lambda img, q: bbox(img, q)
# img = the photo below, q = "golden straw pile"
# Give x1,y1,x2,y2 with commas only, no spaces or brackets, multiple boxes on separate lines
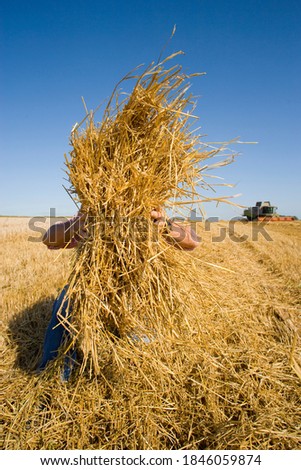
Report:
61,53,223,376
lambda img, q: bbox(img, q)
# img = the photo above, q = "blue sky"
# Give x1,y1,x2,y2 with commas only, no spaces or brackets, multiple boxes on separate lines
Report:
1,0,300,219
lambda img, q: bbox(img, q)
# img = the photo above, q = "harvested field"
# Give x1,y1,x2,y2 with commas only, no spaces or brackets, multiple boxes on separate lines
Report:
1,217,300,450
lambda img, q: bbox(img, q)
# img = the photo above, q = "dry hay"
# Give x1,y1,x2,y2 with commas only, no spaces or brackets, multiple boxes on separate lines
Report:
62,53,229,376
1,55,301,450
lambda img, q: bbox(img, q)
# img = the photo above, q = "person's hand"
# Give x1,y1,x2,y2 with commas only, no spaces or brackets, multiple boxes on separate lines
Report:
150,207,169,231
150,207,199,250
74,211,88,241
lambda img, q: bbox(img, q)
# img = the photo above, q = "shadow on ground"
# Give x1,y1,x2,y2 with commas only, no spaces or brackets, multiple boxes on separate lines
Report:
7,296,55,373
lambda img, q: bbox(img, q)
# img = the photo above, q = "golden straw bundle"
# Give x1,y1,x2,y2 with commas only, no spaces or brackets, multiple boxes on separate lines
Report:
61,53,223,375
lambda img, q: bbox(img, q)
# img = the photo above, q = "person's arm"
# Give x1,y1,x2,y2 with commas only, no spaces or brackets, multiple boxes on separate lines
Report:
150,209,200,251
42,213,86,249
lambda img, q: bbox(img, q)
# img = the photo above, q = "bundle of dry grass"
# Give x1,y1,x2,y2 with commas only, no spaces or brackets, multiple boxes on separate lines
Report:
61,53,228,376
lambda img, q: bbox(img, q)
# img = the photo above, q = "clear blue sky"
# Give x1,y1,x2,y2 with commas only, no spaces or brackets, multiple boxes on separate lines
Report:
1,0,300,219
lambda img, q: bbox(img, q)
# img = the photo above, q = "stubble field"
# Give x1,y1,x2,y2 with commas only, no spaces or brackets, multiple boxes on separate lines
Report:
1,217,300,450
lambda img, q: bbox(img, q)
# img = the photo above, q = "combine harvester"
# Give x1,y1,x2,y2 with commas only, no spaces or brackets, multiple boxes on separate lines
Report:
243,201,297,222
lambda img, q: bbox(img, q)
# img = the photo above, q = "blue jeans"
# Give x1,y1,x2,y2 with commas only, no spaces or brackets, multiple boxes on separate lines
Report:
38,285,76,380
38,287,154,380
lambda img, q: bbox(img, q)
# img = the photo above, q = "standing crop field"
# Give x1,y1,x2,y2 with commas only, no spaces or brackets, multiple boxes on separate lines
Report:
1,217,300,449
